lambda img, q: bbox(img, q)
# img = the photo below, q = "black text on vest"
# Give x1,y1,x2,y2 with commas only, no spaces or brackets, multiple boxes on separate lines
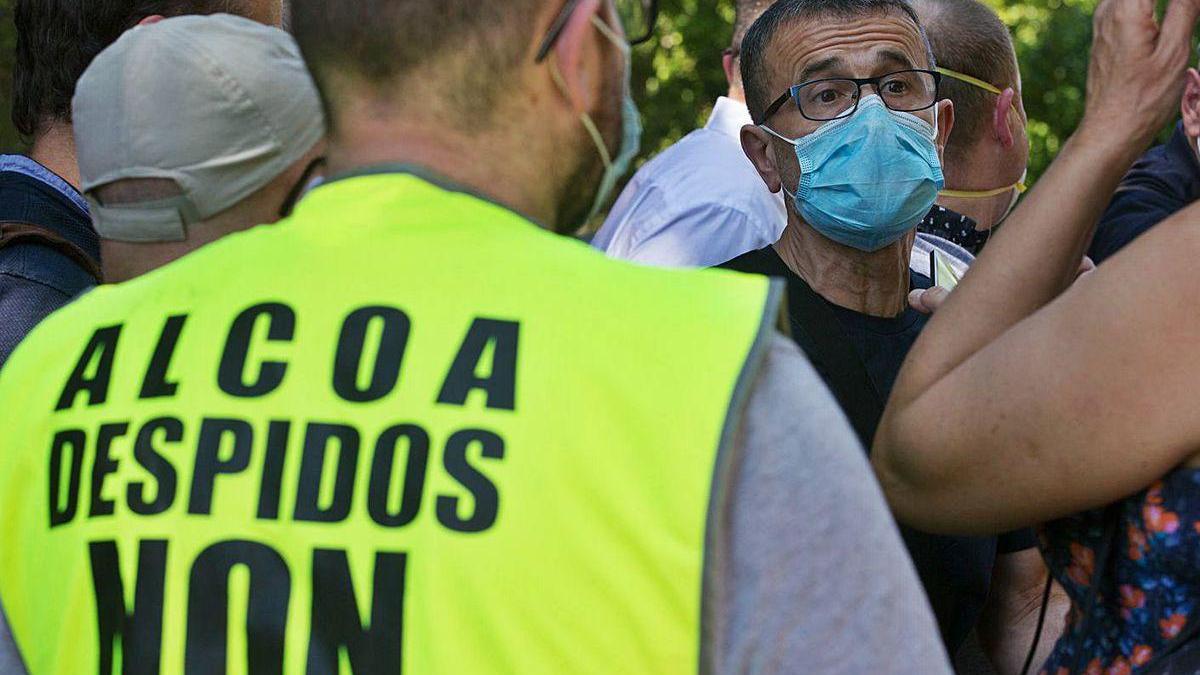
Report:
90,539,407,673
56,306,520,410
46,304,519,672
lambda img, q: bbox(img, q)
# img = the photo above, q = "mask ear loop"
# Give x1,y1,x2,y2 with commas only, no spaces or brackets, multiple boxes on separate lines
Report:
941,185,1021,199
931,100,940,143
589,13,626,49
757,124,801,201
548,53,614,173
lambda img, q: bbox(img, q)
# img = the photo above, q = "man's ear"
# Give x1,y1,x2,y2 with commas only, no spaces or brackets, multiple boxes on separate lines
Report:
1181,69,1200,141
722,50,738,89
993,88,1017,148
935,99,955,157
741,125,784,194
550,0,603,113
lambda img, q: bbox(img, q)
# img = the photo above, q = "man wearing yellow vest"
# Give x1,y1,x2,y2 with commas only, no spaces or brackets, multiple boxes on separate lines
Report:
0,2,949,673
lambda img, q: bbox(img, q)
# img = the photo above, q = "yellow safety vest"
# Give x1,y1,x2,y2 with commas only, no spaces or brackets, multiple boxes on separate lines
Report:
0,171,777,674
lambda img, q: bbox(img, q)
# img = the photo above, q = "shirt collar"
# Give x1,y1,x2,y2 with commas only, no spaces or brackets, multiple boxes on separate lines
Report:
0,155,100,267
1168,123,1200,174
704,97,753,141
0,154,90,216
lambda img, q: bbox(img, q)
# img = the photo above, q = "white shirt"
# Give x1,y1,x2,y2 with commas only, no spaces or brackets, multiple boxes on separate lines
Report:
911,233,974,280
593,97,787,267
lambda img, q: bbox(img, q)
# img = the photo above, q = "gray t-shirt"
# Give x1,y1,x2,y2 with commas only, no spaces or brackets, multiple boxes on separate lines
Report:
0,334,947,674
709,333,950,673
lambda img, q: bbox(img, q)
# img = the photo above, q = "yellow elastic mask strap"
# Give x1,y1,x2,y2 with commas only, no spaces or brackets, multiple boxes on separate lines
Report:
937,67,1002,95
940,182,1027,199
936,67,1022,119
548,58,613,172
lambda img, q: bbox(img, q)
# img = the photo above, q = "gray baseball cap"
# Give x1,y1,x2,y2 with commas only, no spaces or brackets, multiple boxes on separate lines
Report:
73,13,325,242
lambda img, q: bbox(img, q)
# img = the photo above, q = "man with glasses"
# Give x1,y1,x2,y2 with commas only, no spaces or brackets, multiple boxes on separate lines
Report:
0,0,950,672
0,0,286,370
724,0,1049,669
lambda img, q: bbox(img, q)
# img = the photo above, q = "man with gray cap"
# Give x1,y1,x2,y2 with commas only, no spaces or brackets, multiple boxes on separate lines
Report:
0,0,285,368
0,17,323,672
73,13,325,283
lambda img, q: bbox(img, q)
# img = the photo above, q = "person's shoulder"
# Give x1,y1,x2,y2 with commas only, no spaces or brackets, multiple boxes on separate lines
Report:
7,221,281,352
546,232,780,316
717,246,787,276
1119,130,1197,201
566,230,775,286
630,128,765,197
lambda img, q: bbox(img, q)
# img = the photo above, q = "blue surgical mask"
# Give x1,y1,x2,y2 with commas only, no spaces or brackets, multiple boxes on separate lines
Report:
762,96,944,252
579,16,643,224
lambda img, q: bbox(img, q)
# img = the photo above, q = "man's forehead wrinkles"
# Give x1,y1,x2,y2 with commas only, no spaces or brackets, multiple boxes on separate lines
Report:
767,17,926,91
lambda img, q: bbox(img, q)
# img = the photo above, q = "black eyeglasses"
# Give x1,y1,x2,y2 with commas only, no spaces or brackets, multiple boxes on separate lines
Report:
762,69,942,123
536,0,659,62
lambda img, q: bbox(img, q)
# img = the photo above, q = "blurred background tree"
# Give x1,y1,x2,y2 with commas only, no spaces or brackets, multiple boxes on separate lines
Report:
0,0,1150,190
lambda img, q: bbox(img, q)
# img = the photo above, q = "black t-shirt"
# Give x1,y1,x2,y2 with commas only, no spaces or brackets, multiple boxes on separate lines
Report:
722,245,1036,656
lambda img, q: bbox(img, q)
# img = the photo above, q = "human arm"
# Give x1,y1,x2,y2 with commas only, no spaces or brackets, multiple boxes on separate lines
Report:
708,334,951,674
907,256,1094,314
871,0,1200,535
976,549,1068,675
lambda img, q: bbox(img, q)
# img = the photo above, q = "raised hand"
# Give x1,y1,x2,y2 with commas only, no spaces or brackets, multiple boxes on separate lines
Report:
1083,0,1200,149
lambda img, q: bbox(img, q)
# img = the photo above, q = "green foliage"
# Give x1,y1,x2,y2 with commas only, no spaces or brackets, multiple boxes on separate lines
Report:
0,0,1141,187
632,0,738,161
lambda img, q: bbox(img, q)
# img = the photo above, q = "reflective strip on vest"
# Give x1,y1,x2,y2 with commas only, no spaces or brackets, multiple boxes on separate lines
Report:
0,172,775,674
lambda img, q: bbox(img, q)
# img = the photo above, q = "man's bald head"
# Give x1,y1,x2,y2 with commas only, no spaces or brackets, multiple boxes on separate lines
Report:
913,0,1019,162
292,0,545,133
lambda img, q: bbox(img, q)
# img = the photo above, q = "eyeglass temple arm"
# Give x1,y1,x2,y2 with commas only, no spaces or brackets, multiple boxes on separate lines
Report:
760,91,794,124
536,0,584,62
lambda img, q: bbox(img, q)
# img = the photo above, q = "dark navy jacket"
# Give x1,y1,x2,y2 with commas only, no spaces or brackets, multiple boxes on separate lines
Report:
1089,123,1200,264
0,155,99,367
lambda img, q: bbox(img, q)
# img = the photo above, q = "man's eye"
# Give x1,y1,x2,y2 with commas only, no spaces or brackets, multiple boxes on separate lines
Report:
810,88,844,104
884,81,910,95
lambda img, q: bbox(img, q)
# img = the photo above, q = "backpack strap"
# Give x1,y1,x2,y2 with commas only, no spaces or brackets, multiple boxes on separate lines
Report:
0,221,102,283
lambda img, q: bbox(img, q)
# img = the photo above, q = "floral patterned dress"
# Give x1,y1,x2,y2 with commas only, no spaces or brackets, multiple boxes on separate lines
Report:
1039,468,1200,674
